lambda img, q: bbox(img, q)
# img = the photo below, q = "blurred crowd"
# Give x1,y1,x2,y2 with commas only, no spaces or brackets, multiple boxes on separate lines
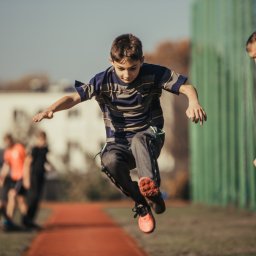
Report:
0,131,53,231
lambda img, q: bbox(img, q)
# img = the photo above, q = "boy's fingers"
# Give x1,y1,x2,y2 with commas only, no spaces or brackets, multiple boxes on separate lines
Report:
195,109,200,121
32,115,40,122
187,107,207,125
33,112,48,122
189,113,195,122
199,109,203,119
199,110,204,124
47,111,53,119
204,112,207,121
35,111,54,122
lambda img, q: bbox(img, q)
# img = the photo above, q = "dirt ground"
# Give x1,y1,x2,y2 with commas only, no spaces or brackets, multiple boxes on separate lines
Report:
1,201,255,256
106,201,256,256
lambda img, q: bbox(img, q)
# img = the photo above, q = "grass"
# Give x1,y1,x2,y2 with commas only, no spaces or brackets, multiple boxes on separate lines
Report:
0,207,51,256
105,202,256,256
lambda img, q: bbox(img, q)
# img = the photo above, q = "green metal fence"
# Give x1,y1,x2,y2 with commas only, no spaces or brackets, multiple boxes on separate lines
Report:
190,0,256,210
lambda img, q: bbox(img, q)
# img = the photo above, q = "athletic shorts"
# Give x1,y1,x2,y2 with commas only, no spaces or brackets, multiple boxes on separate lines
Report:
0,176,26,202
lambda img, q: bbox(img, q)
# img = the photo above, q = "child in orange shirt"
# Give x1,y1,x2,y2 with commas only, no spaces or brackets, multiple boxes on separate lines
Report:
0,134,27,230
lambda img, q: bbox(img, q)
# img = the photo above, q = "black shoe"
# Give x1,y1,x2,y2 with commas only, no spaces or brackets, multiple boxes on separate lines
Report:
146,193,166,214
138,177,166,214
2,219,23,232
23,220,43,231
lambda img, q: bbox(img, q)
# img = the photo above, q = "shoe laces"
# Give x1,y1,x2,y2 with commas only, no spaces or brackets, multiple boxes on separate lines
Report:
132,204,149,218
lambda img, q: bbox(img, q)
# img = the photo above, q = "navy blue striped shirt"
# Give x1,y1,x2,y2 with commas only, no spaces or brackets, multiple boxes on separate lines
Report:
75,63,187,142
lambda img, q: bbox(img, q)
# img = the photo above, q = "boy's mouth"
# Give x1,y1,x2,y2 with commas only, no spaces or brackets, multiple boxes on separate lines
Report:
122,78,133,83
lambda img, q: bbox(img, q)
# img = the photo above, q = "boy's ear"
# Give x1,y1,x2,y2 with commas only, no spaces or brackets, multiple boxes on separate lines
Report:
140,56,145,65
109,58,114,65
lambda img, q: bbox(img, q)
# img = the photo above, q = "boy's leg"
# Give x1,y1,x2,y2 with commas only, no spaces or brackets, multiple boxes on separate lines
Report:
130,126,165,184
101,142,147,205
101,142,155,233
131,126,166,214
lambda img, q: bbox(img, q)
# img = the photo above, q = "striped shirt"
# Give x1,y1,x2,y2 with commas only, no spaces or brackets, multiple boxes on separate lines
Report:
75,63,187,142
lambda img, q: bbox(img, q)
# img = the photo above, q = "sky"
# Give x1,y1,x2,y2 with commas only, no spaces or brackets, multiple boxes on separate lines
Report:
0,0,193,83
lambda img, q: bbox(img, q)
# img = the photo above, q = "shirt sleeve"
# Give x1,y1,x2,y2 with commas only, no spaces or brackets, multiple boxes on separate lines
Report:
74,80,96,102
74,70,105,102
159,67,187,95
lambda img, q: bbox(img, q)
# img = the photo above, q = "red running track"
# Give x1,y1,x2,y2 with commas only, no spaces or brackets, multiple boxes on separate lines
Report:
24,203,147,256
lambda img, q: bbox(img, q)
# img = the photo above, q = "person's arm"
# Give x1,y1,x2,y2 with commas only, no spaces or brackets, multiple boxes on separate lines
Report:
0,163,9,187
23,155,32,189
33,92,81,122
179,84,207,125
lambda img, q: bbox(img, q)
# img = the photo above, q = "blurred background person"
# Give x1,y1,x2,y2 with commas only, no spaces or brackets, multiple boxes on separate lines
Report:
246,31,256,63
22,130,51,229
245,31,256,168
0,133,27,231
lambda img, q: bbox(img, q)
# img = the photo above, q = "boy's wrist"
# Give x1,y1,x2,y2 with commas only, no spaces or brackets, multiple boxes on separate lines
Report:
46,107,55,113
188,99,199,106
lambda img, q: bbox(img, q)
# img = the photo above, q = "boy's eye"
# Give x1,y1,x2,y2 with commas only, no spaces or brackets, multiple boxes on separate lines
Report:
117,66,137,71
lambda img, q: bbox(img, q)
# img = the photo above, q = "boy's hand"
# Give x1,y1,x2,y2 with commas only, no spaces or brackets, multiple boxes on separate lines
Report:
33,110,54,122
186,101,207,125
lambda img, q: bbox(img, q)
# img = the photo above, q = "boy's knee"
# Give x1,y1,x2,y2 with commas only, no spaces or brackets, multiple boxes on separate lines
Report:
101,151,119,172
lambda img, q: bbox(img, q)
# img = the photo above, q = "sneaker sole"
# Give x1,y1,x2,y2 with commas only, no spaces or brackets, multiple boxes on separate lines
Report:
138,177,166,214
138,177,160,197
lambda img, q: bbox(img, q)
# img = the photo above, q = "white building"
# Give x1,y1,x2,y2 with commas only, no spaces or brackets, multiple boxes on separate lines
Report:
0,92,105,173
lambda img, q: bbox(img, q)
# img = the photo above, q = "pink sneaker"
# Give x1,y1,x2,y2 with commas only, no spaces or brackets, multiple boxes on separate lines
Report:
132,204,155,233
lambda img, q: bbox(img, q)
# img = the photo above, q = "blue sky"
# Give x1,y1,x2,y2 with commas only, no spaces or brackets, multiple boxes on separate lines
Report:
0,0,193,83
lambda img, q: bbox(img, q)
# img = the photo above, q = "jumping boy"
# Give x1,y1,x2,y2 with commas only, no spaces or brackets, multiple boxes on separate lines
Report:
33,34,207,233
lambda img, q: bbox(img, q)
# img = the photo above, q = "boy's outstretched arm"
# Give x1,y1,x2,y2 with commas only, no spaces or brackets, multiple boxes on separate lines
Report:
33,92,81,122
179,84,207,125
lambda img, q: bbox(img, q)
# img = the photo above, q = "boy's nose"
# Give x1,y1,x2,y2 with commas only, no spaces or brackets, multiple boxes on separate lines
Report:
123,70,130,79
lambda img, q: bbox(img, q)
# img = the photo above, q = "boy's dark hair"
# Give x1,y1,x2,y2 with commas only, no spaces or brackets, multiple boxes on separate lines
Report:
246,31,256,51
110,34,143,62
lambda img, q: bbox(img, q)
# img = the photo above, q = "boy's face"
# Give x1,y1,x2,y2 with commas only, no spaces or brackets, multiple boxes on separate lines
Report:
111,57,144,84
247,42,256,64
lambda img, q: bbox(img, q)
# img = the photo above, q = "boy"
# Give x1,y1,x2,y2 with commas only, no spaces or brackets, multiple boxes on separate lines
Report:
246,31,256,63
33,34,207,233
